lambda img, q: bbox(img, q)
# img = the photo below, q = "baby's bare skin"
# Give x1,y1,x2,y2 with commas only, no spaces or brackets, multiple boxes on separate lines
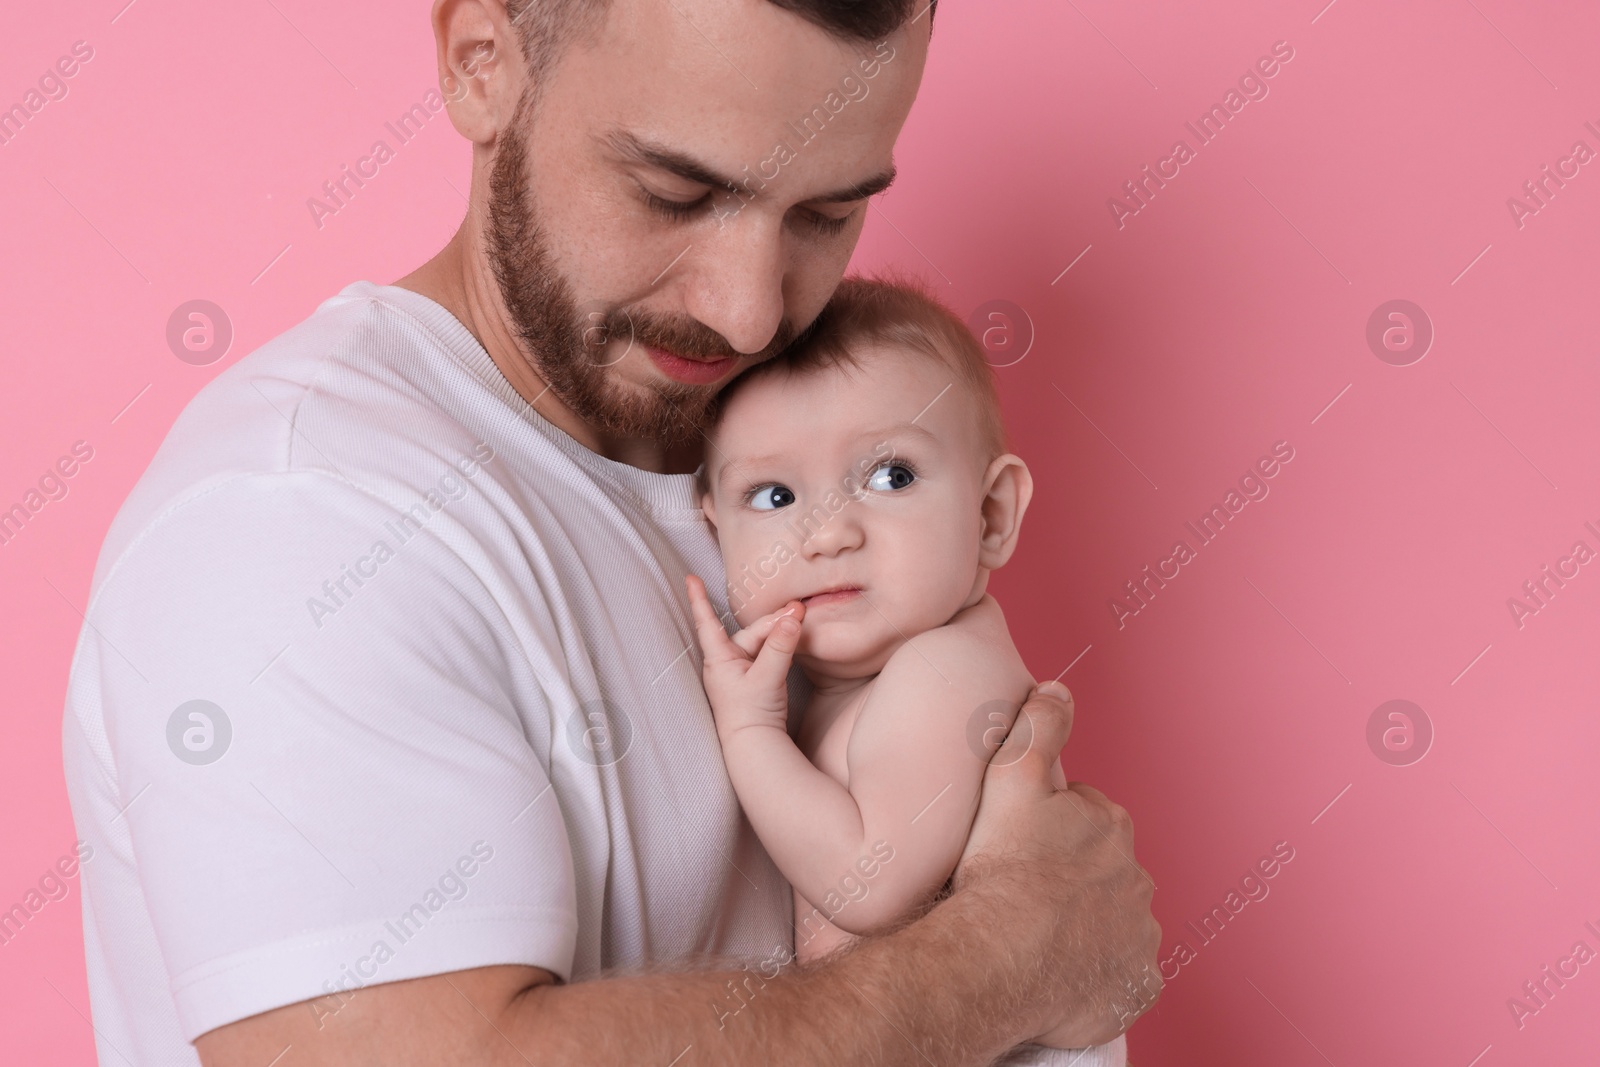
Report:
692,339,1124,1053
789,595,1031,963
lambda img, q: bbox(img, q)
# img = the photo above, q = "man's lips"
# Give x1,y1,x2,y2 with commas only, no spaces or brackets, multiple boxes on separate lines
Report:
644,344,738,385
800,586,862,607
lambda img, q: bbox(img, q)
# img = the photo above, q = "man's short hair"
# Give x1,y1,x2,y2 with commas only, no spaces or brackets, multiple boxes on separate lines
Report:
507,0,938,95
710,268,1010,472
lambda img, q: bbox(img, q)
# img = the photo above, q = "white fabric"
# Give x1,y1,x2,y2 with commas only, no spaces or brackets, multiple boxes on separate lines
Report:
62,280,793,1064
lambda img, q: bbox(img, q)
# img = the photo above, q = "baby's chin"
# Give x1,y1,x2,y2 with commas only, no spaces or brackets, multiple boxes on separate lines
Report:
794,622,903,682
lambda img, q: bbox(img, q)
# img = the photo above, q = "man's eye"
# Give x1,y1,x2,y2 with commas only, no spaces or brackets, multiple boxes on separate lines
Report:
866,463,916,492
808,209,853,235
642,188,711,221
748,485,796,510
794,204,856,236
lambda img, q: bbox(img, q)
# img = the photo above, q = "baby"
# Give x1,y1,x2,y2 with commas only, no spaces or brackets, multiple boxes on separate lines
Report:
685,274,1129,1066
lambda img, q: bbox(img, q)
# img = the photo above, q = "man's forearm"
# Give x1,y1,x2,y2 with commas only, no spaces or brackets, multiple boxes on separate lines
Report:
199,687,1148,1066
511,872,1040,1067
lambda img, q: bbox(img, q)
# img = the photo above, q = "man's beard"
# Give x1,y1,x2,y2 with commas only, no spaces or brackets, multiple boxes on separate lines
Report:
485,93,797,448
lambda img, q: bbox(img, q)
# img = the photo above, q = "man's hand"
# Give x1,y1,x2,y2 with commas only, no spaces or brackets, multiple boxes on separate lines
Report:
685,574,804,738
953,681,1161,1047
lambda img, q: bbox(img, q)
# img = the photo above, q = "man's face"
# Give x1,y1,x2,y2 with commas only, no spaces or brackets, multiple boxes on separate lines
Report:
484,0,928,446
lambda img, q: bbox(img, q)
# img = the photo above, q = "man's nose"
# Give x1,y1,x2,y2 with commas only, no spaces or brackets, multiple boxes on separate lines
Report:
680,214,787,356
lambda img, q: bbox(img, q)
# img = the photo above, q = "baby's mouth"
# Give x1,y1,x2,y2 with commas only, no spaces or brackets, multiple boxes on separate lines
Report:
801,586,863,607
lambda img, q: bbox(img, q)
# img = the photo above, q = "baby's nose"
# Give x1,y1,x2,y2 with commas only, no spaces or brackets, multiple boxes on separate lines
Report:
797,505,866,557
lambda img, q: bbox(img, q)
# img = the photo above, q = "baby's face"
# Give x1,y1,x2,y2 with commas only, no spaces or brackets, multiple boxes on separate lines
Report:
703,343,993,678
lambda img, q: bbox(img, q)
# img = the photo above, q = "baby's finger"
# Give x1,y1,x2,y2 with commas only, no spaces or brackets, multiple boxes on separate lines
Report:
684,575,743,664
747,604,804,693
730,600,803,658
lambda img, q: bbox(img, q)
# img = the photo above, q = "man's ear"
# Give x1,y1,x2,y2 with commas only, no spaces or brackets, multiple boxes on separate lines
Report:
977,454,1033,571
433,0,525,145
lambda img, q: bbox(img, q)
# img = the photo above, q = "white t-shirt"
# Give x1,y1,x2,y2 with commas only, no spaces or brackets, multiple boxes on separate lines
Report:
62,280,795,1064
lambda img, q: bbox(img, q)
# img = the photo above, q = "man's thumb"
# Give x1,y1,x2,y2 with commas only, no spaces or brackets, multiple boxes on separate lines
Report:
995,681,1074,783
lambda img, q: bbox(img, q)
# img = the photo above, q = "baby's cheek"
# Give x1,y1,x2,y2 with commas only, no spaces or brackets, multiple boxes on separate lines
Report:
722,531,808,618
726,577,790,629
900,579,973,638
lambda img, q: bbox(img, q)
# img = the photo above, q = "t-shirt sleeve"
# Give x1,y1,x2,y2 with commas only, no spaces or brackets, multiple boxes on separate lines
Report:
85,471,578,1041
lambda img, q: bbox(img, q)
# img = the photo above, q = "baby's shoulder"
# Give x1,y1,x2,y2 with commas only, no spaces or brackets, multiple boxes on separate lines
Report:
878,595,1033,709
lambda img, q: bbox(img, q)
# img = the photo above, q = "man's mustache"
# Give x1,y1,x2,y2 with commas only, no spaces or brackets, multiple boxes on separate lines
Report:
593,308,798,364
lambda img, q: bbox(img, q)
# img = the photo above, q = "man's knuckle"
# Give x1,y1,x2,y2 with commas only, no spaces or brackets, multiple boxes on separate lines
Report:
1024,694,1062,716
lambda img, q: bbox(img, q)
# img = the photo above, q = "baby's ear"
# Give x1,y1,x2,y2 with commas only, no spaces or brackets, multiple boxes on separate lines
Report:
977,454,1033,571
700,488,719,530
693,461,721,529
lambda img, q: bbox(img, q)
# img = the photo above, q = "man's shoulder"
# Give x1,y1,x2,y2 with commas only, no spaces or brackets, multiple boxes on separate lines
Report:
95,282,503,593
137,280,474,487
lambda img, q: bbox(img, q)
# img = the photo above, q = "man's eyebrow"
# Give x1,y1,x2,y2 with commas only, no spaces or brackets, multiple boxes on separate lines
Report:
603,128,896,204
605,129,735,191
807,169,898,203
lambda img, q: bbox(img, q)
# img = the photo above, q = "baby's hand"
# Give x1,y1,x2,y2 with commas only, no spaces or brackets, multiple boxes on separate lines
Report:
685,574,805,740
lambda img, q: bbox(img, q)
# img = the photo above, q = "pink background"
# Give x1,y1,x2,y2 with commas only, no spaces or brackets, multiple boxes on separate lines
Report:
4,0,1598,1062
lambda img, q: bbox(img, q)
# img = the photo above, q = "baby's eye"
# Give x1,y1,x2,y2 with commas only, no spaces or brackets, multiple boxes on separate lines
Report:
866,463,916,492
748,484,796,510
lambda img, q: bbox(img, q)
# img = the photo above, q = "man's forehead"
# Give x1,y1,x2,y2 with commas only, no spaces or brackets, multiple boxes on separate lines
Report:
572,0,924,127
596,0,874,62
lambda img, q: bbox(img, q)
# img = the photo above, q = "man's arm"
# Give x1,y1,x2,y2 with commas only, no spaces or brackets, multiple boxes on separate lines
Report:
196,684,1161,1065
198,873,1029,1067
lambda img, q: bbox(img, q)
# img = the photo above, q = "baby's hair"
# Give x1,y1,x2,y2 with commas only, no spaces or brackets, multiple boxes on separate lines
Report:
709,268,1009,474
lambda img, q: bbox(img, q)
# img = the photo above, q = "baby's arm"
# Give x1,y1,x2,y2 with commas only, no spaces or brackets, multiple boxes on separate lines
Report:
820,600,1035,933
686,577,886,916
687,577,1034,935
